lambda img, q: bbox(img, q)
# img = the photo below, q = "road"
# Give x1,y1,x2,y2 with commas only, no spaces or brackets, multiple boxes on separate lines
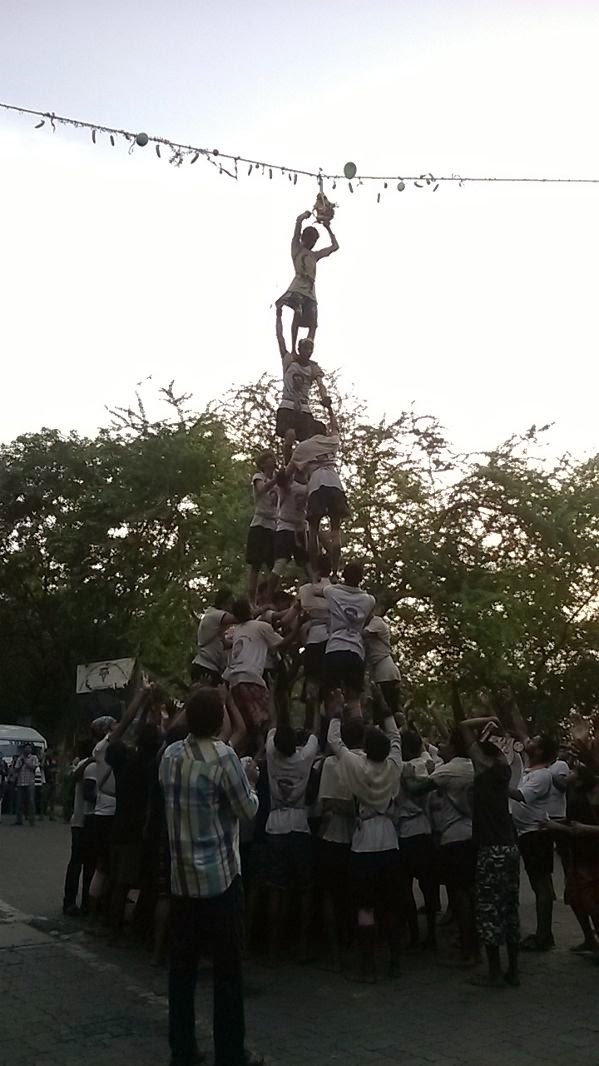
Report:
0,818,598,1066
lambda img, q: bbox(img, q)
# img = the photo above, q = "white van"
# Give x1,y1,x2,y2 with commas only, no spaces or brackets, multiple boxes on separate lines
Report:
0,725,48,766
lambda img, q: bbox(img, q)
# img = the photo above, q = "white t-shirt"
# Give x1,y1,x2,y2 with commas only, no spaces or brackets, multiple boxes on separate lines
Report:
265,730,319,834
352,804,398,853
250,473,278,530
364,616,400,683
93,735,116,817
224,620,283,688
192,606,228,675
324,584,376,660
548,759,570,819
430,757,474,845
276,481,308,533
318,754,356,845
299,579,331,645
292,433,345,496
511,765,553,835
393,784,432,840
71,761,97,829
280,354,323,413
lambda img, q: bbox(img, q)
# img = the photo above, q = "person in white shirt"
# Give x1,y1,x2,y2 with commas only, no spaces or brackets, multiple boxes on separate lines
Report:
63,741,97,916
364,596,401,717
87,715,117,925
225,597,284,742
297,556,332,718
285,404,349,577
246,451,278,606
317,716,364,971
429,730,476,963
267,470,309,597
275,337,331,462
265,703,320,964
320,560,375,717
394,728,439,950
191,589,236,685
328,703,403,981
511,734,560,951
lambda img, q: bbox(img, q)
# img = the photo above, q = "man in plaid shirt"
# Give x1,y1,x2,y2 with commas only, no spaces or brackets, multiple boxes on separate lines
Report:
160,686,263,1066
14,744,39,826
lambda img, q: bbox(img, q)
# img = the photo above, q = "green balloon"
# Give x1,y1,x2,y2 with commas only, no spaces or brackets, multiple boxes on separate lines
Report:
344,161,357,180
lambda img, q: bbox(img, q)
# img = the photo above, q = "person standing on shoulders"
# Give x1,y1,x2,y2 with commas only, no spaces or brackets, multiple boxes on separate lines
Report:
160,686,263,1066
191,589,236,685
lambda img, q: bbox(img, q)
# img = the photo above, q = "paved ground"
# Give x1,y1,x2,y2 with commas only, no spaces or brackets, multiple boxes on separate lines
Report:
1,819,598,1066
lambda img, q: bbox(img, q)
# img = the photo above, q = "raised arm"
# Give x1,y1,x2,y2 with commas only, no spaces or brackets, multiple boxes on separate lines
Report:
314,223,340,260
110,685,152,743
291,210,312,256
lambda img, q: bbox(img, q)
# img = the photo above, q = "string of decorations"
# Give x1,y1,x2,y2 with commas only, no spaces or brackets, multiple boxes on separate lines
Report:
2,100,599,197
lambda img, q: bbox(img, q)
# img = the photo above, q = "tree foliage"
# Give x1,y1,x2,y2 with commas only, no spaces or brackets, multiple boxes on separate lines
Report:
2,380,599,738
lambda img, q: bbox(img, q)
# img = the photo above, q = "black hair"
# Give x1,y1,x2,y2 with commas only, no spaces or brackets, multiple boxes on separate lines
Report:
231,596,252,623
448,728,469,760
257,450,275,472
537,734,559,764
364,725,391,763
214,587,233,610
186,687,224,738
342,718,365,750
343,558,364,587
274,723,296,758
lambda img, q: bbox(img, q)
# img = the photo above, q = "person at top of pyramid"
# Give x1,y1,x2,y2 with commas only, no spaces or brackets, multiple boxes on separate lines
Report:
275,208,339,357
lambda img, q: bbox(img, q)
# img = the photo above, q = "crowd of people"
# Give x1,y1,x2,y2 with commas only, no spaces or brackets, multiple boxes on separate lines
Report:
19,208,599,1066
0,745,58,825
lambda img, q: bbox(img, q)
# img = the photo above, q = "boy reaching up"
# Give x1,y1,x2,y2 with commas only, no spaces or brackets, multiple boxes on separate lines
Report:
246,451,278,606
275,209,339,356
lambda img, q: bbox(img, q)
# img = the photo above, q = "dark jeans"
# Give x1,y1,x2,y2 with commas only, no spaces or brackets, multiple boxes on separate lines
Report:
169,878,245,1066
63,820,96,910
15,784,36,825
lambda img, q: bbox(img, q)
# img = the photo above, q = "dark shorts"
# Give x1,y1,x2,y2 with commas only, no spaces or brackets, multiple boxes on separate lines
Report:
245,524,275,568
438,839,477,891
266,831,313,891
94,814,114,875
351,849,401,913
276,291,318,330
519,829,554,884
318,839,351,893
323,650,365,694
307,486,350,522
275,406,326,442
273,528,308,565
190,664,222,686
111,841,143,888
399,833,439,912
378,680,402,717
303,641,327,683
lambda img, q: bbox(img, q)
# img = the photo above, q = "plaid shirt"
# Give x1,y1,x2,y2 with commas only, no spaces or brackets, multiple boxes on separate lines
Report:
159,734,258,898
15,754,39,788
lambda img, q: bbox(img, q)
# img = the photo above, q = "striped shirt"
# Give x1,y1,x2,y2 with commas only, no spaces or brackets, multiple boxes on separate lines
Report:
159,734,259,898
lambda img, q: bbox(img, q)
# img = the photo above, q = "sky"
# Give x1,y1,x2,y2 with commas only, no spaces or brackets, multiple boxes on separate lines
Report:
1,0,599,456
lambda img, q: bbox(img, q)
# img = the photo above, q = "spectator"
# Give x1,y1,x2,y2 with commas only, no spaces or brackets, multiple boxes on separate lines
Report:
160,686,264,1066
63,741,97,916
14,743,39,826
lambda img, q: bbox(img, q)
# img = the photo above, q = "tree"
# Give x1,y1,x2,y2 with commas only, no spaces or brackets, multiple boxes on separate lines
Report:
2,379,599,739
